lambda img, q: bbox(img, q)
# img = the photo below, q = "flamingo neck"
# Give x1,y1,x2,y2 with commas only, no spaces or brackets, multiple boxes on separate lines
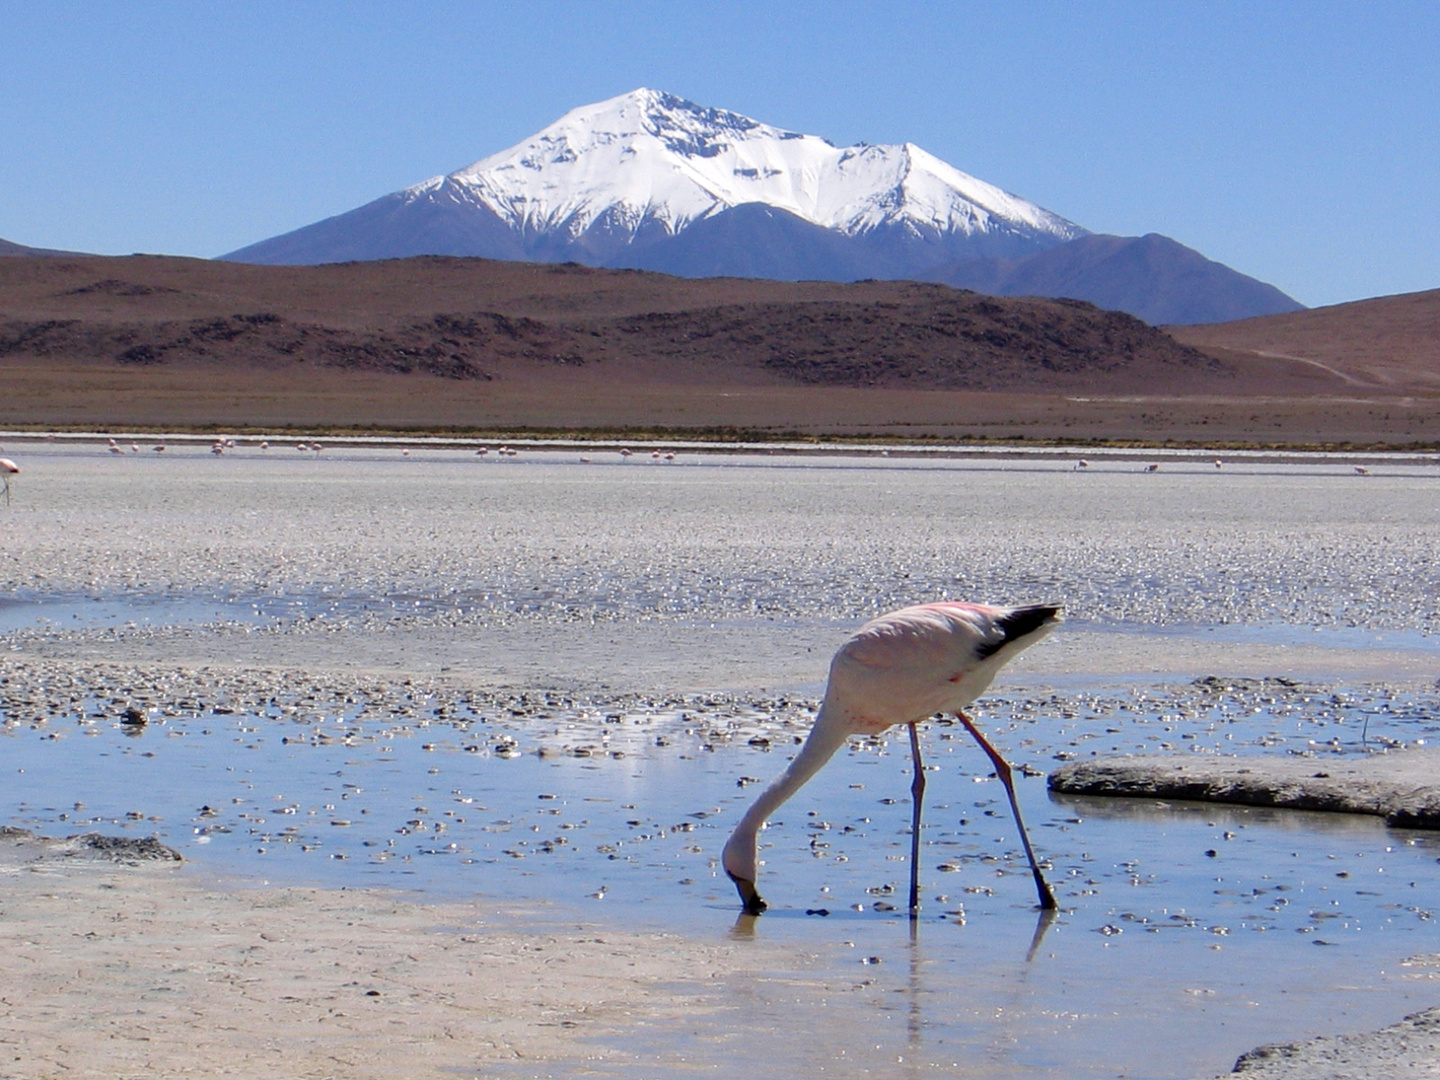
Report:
724,706,854,878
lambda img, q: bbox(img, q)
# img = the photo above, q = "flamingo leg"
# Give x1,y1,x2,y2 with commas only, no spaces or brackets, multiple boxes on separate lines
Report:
907,722,926,920
955,710,1057,911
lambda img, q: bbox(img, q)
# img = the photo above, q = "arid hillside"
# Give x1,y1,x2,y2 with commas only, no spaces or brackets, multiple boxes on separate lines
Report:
0,253,1231,392
0,253,1434,445
1169,288,1440,392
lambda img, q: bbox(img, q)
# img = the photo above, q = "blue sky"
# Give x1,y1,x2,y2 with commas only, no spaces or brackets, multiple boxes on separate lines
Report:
2,1,1435,308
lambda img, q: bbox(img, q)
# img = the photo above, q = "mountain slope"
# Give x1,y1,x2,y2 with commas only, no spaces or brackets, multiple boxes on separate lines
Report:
929,234,1305,324
223,88,1086,271
1169,287,1440,389
0,237,90,257
220,89,1301,324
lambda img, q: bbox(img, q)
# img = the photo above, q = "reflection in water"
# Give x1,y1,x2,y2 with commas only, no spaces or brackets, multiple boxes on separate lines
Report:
1025,908,1059,963
729,912,760,941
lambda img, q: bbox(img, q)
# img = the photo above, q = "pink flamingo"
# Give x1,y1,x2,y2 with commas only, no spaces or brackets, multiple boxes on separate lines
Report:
0,457,17,506
723,602,1061,918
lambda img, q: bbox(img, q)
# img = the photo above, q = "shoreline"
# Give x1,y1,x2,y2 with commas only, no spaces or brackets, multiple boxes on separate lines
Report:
4,824,1437,1080
4,427,1440,457
0,840,832,1080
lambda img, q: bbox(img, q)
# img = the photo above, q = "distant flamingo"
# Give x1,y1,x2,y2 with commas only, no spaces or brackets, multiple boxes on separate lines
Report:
722,602,1061,919
1214,458,1224,469
0,458,17,506
1354,465,1370,475
1144,463,1159,473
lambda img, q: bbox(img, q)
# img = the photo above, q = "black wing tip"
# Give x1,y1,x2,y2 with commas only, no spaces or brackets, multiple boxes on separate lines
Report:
977,604,1062,658
1006,603,1063,626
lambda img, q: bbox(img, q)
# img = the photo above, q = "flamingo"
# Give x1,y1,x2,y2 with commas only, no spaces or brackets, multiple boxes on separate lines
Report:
0,457,17,506
1354,465,1370,475
722,602,1061,919
1144,463,1159,473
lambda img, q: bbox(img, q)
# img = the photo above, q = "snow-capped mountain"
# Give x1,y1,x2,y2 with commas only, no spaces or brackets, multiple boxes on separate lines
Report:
222,89,1303,323
224,88,1086,272
428,88,1084,247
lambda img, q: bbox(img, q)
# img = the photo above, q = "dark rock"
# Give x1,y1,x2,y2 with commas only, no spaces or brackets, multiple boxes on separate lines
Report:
70,832,183,862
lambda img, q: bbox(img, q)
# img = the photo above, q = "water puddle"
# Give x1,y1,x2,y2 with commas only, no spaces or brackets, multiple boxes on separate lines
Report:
0,594,277,634
1088,618,1437,653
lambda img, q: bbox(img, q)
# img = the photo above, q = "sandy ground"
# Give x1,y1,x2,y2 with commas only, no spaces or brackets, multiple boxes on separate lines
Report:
1050,749,1440,826
0,839,835,1080
1221,1006,1440,1079
4,360,1440,445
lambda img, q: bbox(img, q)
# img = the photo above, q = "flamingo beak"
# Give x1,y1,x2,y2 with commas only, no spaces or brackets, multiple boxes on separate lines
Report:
728,872,768,915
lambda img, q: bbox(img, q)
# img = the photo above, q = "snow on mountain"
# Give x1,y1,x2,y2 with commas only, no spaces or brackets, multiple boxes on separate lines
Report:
413,88,1085,246
220,89,1303,324
225,89,1086,270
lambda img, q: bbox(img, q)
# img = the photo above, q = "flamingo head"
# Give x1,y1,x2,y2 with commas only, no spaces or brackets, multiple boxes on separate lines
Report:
727,870,767,915
722,831,768,914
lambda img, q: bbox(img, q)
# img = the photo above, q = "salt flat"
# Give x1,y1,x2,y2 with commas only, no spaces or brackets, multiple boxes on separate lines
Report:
2,440,1435,683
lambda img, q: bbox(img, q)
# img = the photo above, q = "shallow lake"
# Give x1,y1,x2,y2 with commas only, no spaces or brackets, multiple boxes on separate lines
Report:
2,440,1438,1077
